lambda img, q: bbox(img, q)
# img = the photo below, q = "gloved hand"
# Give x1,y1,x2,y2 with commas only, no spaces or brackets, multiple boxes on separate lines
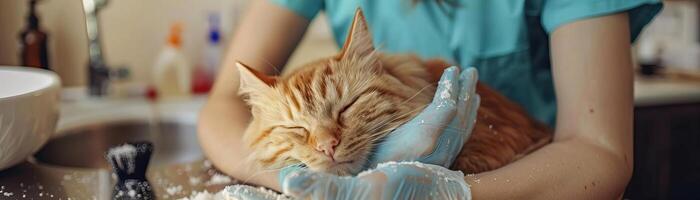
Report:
369,66,480,168
282,161,472,200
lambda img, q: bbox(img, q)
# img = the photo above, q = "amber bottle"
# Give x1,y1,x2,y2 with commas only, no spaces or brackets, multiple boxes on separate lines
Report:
19,0,50,70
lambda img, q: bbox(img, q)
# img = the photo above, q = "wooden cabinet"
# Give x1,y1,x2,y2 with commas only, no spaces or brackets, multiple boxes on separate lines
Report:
625,103,700,199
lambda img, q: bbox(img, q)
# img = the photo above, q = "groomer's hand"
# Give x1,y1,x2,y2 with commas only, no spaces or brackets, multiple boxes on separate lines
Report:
282,161,472,200
369,66,480,168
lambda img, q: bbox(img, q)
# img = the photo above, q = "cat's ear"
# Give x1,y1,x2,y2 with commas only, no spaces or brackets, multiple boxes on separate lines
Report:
338,8,375,60
236,61,276,93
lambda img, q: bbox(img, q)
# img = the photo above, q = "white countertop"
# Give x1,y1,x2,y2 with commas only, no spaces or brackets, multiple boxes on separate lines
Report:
634,76,700,107
57,90,206,137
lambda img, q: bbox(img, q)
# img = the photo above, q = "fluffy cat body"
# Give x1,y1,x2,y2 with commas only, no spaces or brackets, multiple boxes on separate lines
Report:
238,10,552,176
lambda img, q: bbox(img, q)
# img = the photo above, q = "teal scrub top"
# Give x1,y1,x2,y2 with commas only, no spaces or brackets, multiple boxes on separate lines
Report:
272,0,662,126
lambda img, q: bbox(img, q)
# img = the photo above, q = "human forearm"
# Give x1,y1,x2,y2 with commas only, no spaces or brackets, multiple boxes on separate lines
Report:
466,137,631,199
197,0,310,191
198,97,281,190
219,0,310,76
468,12,635,200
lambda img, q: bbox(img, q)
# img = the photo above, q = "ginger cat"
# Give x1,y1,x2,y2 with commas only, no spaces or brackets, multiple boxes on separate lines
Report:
237,9,552,176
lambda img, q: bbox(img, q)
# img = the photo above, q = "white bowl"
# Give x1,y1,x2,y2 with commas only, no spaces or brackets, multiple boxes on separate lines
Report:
0,66,61,171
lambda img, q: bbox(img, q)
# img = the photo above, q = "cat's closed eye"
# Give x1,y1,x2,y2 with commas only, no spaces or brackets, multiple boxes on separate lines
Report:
336,95,364,126
273,126,308,139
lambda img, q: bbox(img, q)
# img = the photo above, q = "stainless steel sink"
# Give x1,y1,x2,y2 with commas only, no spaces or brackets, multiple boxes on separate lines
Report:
34,120,203,169
0,98,234,199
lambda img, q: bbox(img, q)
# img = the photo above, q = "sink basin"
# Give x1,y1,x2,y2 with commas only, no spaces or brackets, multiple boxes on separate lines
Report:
0,66,61,171
34,119,202,169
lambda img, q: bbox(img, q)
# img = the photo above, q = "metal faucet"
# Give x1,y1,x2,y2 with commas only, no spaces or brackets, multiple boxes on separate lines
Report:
81,0,128,96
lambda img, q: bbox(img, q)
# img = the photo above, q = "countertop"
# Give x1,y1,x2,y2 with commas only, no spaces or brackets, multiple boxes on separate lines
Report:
0,159,233,199
57,95,205,135
634,75,700,107
0,93,238,199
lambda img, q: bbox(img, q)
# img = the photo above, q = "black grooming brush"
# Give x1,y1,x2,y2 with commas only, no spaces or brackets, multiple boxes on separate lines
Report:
106,141,155,200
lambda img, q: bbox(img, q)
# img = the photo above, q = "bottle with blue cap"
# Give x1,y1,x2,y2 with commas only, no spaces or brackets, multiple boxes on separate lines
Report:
193,12,222,94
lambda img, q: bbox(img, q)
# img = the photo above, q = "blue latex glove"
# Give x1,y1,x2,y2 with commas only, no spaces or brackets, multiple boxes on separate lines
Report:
370,66,480,168
282,161,472,200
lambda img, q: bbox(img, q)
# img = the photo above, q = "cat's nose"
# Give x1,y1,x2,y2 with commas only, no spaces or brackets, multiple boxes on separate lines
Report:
315,138,339,160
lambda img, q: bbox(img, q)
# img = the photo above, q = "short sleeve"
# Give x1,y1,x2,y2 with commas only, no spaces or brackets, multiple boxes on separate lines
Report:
270,0,324,20
542,0,662,41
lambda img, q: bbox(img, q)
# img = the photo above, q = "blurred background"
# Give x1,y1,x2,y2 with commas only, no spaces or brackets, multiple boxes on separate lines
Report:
0,0,698,199
0,0,337,88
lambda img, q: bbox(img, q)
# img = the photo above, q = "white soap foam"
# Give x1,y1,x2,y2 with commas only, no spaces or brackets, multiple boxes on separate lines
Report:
107,144,138,174
180,185,288,200
226,185,288,200
2,192,13,197
189,176,202,185
439,80,452,100
166,185,183,196
205,173,233,186
180,191,223,200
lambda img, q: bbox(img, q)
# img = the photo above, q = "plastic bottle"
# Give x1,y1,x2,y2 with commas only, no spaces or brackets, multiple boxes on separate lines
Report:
153,23,191,99
192,13,222,94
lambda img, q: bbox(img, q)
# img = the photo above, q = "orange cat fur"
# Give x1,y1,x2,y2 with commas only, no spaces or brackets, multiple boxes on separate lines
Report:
238,9,552,176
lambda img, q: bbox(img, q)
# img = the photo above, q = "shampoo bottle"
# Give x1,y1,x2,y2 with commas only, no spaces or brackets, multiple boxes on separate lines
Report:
153,23,191,99
19,0,50,70
192,13,222,94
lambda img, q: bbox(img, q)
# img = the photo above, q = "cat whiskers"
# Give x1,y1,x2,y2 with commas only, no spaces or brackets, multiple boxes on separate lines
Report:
361,84,434,135
396,84,435,106
260,58,282,75
364,81,468,138
239,165,303,184
362,104,428,137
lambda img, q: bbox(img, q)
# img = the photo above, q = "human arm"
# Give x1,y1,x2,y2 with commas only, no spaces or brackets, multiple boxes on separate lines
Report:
466,12,635,199
197,0,310,191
